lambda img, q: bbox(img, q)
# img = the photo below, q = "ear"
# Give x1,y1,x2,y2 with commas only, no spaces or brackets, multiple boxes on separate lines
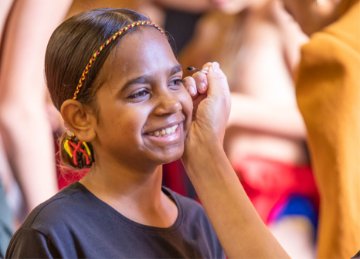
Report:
60,99,96,142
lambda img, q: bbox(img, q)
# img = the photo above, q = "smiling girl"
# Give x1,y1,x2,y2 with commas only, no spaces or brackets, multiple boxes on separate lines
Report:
5,8,225,258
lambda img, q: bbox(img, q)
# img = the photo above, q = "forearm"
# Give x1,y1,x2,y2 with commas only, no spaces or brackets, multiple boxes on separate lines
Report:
229,93,307,139
182,62,289,258
183,137,289,259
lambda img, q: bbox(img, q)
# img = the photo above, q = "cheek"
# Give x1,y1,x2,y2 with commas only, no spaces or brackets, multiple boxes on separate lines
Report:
123,108,148,129
178,89,193,133
180,89,193,118
108,108,147,135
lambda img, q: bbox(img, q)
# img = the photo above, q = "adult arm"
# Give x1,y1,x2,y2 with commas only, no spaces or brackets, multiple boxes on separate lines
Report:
182,62,289,259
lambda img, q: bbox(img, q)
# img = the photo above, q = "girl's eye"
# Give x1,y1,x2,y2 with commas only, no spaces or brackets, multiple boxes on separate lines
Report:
169,78,183,90
128,89,150,100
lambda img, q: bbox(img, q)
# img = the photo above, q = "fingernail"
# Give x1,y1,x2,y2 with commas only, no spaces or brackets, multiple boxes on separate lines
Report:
190,85,197,96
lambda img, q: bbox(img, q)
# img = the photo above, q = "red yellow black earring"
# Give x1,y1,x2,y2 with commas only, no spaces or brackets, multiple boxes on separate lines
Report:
61,131,94,169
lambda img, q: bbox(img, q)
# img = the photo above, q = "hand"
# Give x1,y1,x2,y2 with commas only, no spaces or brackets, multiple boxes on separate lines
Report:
182,62,231,145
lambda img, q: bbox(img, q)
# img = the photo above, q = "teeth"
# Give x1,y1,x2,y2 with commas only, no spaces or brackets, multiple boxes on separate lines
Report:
149,124,178,137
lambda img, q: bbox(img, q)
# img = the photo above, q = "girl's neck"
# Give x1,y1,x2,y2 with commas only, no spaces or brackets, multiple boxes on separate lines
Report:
79,163,178,228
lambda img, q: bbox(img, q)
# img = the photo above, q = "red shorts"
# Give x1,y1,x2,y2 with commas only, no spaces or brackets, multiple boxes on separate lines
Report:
233,156,319,224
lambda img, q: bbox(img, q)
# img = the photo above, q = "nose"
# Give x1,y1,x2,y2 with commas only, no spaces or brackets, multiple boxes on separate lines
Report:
153,91,182,115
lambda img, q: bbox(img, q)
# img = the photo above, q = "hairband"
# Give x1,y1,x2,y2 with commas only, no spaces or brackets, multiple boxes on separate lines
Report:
72,20,164,100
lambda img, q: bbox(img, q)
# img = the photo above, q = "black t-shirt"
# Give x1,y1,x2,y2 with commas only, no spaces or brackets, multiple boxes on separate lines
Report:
6,182,224,258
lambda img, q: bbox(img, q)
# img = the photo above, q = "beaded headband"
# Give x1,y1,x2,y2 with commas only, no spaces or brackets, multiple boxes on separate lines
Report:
72,20,164,100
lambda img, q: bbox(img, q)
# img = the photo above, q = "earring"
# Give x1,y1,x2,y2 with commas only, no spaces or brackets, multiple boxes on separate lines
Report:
61,131,94,169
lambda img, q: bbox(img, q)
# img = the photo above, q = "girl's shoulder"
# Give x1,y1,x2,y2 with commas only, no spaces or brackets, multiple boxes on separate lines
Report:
20,182,92,233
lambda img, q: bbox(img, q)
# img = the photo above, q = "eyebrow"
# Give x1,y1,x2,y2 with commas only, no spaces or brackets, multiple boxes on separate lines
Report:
121,64,183,92
170,64,182,75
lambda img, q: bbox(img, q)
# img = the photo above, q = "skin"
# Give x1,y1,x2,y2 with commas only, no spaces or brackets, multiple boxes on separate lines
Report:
0,0,72,213
182,63,290,258
61,27,192,228
92,31,192,170
281,0,342,35
209,0,267,13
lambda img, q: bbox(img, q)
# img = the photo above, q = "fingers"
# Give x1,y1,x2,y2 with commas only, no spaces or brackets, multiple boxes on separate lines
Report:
183,62,231,145
207,62,229,98
201,62,213,72
183,62,212,97
192,70,208,94
183,76,197,97
183,62,229,100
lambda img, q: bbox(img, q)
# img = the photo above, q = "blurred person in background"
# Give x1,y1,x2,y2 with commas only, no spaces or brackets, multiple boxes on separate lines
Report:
180,0,318,258
280,0,360,258
149,0,211,55
66,0,141,18
0,0,72,255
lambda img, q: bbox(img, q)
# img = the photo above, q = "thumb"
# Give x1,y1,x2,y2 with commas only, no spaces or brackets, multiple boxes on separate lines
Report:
207,62,230,99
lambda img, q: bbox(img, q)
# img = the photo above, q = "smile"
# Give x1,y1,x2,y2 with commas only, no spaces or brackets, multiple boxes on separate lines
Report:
148,124,179,137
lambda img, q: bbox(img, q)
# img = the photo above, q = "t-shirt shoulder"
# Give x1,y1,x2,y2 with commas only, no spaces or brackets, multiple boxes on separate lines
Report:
20,182,87,232
162,187,203,211
162,187,209,224
21,184,208,236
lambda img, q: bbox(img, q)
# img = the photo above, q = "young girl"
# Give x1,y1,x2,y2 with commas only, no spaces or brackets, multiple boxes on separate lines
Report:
5,8,225,258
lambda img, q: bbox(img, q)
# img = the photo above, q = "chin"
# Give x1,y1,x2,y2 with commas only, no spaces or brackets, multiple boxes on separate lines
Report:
160,149,184,165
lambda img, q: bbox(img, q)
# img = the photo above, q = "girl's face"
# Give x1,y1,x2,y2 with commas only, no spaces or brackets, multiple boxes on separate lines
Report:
281,0,341,35
92,27,192,170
